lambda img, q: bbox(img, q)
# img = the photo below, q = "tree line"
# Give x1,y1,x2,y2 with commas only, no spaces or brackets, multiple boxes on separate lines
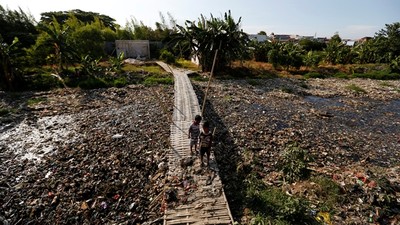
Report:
1,5,399,91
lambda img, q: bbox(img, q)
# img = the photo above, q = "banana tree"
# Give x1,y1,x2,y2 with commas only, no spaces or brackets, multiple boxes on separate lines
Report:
172,11,248,72
0,36,21,90
37,17,75,73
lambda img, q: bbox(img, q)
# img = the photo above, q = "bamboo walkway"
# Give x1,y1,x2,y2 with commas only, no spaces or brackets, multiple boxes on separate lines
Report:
157,62,233,225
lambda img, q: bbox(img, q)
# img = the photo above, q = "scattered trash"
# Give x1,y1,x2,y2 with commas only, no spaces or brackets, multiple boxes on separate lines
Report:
0,86,173,224
195,78,400,224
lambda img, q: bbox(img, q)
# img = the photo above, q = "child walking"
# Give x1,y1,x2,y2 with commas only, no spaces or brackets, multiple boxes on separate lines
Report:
188,115,202,154
199,121,213,167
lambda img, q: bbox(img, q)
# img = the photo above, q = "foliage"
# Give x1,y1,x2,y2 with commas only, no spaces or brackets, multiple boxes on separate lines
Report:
112,77,128,88
324,33,346,65
304,72,327,79
250,41,273,62
123,64,165,75
80,55,103,76
70,18,106,58
0,108,10,116
333,72,350,79
0,5,37,48
78,76,108,89
303,51,322,68
278,142,312,183
245,175,316,224
27,97,47,106
268,49,280,69
265,42,304,70
39,9,118,31
298,39,326,52
345,84,367,93
34,17,75,73
389,55,400,73
143,76,174,85
352,39,377,64
374,22,400,62
172,10,249,72
0,36,25,90
26,73,64,91
176,58,200,71
352,71,400,80
159,49,176,64
124,13,176,41
311,176,343,212
108,52,125,72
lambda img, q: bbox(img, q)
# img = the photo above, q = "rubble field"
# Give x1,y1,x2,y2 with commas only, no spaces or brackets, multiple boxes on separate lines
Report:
195,78,400,224
0,85,174,224
0,77,399,224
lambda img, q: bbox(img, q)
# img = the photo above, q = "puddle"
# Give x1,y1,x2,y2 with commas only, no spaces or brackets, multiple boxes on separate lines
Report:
304,96,345,107
383,99,400,116
0,114,79,162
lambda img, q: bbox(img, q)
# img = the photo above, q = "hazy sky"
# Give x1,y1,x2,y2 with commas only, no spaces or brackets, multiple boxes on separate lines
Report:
1,0,399,39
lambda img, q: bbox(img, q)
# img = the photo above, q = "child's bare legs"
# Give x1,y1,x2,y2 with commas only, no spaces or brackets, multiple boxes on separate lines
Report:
200,148,205,166
206,149,210,167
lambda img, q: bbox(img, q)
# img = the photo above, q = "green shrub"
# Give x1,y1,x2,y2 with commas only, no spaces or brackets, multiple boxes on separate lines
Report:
333,72,350,79
311,176,342,211
78,77,108,89
278,142,312,183
389,56,400,73
0,108,10,116
113,77,128,88
304,72,327,79
247,79,260,86
159,49,176,64
108,52,125,72
352,72,400,80
28,74,63,91
143,76,173,85
345,84,366,93
245,175,315,224
27,97,47,106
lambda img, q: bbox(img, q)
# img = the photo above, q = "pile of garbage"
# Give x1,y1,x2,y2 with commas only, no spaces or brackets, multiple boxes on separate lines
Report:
0,85,173,224
195,78,400,224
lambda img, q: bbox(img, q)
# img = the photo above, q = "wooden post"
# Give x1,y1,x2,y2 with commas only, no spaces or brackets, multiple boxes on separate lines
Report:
201,49,219,117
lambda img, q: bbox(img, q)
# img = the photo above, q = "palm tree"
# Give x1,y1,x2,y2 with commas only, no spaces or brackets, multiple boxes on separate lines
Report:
37,17,75,73
172,11,248,72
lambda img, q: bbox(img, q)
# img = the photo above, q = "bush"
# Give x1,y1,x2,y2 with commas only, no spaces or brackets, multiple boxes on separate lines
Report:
278,142,312,183
352,72,400,80
345,84,366,93
28,74,64,91
311,176,343,211
159,49,176,64
27,97,47,106
78,77,108,89
143,76,173,85
304,72,327,79
0,108,10,116
245,175,315,224
333,72,350,79
113,77,128,88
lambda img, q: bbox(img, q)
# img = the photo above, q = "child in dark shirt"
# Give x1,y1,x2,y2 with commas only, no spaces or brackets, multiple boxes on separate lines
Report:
188,115,202,154
199,121,212,167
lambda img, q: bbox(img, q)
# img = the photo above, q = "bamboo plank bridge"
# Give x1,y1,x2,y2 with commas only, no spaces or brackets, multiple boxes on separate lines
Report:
157,62,233,225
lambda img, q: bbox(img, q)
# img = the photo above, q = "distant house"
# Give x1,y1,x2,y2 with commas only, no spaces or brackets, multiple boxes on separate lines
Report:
115,40,150,59
248,34,270,42
357,36,373,44
269,33,296,42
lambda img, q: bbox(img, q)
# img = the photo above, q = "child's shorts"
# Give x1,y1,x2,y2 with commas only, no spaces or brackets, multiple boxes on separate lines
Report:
200,147,210,156
190,139,198,147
